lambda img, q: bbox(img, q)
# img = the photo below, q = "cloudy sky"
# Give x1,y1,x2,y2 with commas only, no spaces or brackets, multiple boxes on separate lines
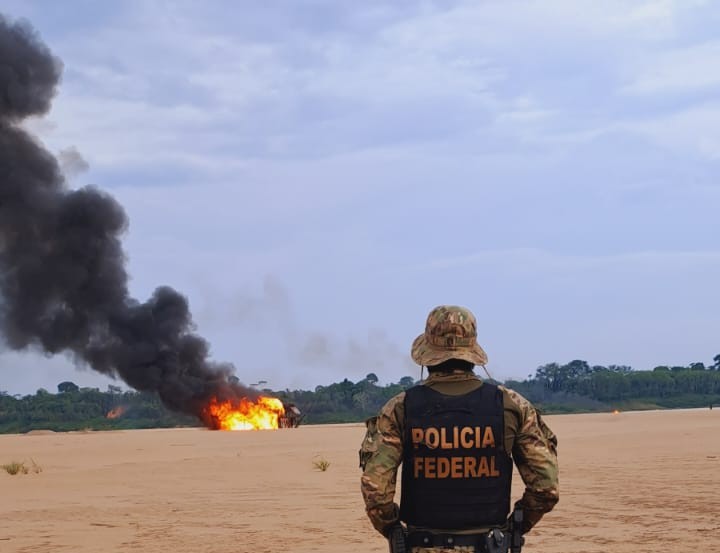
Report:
1,0,719,395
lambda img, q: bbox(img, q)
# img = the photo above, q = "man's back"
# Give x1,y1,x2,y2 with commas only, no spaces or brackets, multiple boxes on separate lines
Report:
361,369,559,536
360,305,559,551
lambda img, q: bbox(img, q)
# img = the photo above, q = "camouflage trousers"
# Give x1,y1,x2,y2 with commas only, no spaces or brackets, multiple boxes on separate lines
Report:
410,545,475,553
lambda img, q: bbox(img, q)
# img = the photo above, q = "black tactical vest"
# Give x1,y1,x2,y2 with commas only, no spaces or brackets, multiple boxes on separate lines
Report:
399,382,512,529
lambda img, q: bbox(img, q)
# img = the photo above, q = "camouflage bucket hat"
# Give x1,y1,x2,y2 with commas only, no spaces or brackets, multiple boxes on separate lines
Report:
411,305,488,367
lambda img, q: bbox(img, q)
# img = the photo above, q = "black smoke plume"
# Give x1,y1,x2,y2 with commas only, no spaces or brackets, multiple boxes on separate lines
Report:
0,15,254,427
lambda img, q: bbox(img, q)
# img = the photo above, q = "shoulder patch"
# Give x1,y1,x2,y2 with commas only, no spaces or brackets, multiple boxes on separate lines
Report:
359,416,380,470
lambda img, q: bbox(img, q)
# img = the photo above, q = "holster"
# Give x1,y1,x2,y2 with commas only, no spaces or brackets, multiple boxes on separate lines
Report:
509,508,525,553
388,525,408,553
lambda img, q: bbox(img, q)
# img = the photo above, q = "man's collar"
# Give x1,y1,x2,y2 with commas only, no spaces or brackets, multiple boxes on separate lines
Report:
424,370,481,383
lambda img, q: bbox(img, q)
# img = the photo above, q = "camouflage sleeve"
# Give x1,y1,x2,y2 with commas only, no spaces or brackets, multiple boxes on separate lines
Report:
504,388,559,533
360,392,405,535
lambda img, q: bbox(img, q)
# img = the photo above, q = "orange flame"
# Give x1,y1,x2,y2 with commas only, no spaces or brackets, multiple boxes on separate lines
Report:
206,396,285,430
106,406,127,419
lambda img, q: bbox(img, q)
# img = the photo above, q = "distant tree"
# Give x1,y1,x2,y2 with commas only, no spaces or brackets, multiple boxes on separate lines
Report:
566,360,592,378
713,354,720,370
399,376,415,388
535,363,565,392
607,365,633,373
689,362,706,371
653,366,670,372
365,373,379,385
107,385,122,394
57,381,79,393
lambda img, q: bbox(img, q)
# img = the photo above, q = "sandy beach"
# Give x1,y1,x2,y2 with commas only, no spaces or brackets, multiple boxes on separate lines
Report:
1,408,718,553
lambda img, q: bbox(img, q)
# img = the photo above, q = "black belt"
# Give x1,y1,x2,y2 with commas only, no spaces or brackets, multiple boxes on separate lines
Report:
407,531,491,549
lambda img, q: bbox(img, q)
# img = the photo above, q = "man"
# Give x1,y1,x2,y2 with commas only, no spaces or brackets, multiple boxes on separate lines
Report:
360,305,559,552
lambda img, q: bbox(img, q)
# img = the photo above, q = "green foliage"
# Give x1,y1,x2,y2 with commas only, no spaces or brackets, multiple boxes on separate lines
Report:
2,374,414,431
2,354,719,433
527,357,720,410
0,387,198,434
276,377,408,424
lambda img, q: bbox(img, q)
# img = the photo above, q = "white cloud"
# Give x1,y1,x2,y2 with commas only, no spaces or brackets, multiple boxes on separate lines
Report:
623,102,720,159
3,0,720,393
430,247,720,268
622,40,720,95
20,0,720,171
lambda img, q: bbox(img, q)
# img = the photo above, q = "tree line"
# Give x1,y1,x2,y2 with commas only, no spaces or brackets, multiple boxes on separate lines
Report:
506,356,720,406
1,355,719,432
0,384,197,433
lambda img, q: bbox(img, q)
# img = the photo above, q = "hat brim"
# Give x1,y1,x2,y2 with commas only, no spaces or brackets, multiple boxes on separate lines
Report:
411,333,488,367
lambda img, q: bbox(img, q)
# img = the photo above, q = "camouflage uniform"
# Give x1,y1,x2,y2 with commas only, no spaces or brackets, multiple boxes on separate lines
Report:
360,306,559,552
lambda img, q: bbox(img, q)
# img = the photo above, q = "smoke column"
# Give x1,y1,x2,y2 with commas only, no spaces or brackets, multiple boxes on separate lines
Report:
0,15,253,425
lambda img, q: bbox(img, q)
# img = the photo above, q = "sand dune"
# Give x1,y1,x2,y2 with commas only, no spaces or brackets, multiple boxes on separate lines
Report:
1,409,718,553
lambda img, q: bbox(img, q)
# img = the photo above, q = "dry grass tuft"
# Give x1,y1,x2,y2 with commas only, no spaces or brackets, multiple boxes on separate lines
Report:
2,459,42,475
2,461,28,475
312,457,331,472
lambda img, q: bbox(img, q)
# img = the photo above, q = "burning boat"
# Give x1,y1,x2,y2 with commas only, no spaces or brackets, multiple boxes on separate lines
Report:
203,396,302,430
279,403,303,428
